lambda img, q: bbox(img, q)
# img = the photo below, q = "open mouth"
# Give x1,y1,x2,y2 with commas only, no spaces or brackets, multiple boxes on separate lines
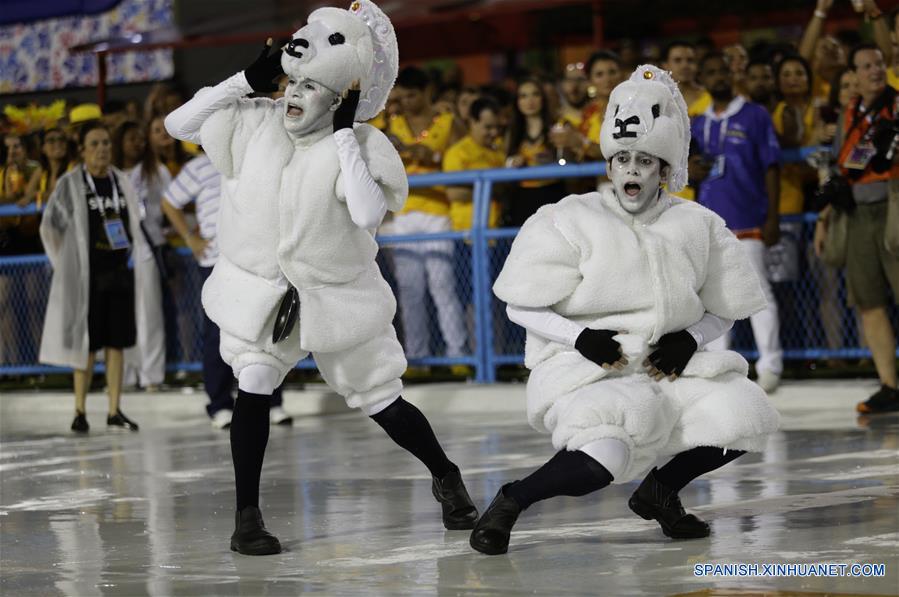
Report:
286,103,303,118
624,182,641,197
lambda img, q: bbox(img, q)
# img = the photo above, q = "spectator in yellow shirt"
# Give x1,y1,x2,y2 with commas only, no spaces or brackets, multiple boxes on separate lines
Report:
443,98,505,230
724,44,750,99
505,77,568,225
558,62,588,129
549,50,622,163
772,55,818,216
744,60,778,114
386,66,468,368
794,0,896,105
888,7,899,89
663,41,712,118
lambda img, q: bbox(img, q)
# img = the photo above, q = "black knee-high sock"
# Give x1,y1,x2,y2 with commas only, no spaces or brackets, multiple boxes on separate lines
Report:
231,389,271,511
370,397,454,478
505,450,613,510
654,446,746,492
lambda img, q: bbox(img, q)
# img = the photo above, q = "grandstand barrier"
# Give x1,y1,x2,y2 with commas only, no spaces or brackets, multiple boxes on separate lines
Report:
1,147,896,382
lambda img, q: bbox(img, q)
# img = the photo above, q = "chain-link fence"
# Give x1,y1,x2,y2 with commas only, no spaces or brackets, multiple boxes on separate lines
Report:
1,156,896,380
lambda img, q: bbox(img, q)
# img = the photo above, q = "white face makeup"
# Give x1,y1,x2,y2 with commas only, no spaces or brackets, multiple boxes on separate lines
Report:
282,77,340,138
608,150,667,214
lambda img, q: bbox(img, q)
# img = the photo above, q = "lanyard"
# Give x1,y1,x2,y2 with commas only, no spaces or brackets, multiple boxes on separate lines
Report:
702,115,729,156
82,166,123,219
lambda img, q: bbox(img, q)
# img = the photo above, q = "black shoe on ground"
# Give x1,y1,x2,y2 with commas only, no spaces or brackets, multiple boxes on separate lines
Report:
432,467,478,530
71,412,89,433
628,468,709,539
107,410,139,431
856,385,899,414
469,484,522,555
230,506,282,555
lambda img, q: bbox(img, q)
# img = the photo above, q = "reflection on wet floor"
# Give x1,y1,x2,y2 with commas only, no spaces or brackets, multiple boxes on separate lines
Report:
1,400,897,596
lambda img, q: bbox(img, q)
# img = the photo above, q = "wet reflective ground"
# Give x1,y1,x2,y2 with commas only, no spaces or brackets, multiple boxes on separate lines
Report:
1,383,897,596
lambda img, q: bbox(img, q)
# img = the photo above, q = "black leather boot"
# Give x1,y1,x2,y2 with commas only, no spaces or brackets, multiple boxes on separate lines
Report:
432,468,478,530
469,484,522,555
628,468,710,539
230,506,282,555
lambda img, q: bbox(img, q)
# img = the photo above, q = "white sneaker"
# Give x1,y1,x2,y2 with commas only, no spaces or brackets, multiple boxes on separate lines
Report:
756,371,781,393
211,409,233,430
269,406,293,426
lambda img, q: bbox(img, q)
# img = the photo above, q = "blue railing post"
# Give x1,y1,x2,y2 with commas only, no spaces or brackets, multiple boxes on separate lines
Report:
472,177,496,383
470,177,488,383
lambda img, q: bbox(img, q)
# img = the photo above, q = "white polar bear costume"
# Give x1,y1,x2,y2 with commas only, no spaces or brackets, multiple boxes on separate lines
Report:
493,66,780,483
165,0,408,410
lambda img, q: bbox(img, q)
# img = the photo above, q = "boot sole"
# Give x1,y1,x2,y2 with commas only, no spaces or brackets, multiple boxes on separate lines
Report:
230,540,282,555
857,402,899,414
443,517,477,531
628,495,709,539
469,535,508,555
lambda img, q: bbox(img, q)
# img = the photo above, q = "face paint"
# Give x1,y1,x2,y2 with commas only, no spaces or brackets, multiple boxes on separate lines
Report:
282,77,340,137
608,150,665,214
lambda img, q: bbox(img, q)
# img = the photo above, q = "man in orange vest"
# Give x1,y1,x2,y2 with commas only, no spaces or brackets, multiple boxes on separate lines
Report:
835,43,899,414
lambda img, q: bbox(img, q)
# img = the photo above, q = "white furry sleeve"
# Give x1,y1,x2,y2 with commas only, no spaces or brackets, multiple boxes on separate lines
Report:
506,305,584,346
336,124,408,213
334,129,387,229
506,303,732,349
164,72,253,144
493,207,582,308
698,215,768,321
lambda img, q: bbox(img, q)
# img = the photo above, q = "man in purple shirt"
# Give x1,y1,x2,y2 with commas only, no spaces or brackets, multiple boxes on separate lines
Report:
691,51,783,393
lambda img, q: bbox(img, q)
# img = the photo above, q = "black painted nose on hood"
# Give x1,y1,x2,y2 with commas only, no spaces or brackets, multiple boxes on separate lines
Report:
285,38,309,59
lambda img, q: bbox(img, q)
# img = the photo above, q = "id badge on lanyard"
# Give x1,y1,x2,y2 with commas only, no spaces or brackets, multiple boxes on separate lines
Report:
84,167,131,251
103,219,130,250
842,142,877,171
703,116,728,182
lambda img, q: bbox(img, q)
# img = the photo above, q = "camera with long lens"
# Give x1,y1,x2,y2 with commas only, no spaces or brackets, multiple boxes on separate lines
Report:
813,170,855,213
815,114,899,213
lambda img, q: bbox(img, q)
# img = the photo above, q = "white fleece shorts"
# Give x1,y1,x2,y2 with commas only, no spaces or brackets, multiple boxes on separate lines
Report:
220,320,407,411
527,352,780,483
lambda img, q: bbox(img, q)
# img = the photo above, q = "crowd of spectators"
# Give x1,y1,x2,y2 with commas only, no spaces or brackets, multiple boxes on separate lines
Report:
1,0,897,399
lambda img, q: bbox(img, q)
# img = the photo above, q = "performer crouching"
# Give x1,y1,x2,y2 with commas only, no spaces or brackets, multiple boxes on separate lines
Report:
165,0,477,555
470,65,780,555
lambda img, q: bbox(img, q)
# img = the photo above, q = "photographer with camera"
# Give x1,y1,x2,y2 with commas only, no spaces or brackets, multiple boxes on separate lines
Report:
819,43,899,414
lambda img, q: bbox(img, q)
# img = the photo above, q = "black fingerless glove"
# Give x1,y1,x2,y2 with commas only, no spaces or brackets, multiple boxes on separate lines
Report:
574,328,622,367
333,89,361,132
244,43,284,93
647,330,698,377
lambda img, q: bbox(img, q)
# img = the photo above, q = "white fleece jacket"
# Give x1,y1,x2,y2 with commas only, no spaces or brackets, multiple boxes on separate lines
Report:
166,73,408,353
494,188,767,371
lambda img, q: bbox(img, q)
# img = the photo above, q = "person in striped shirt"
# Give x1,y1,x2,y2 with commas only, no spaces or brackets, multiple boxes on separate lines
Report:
161,152,292,429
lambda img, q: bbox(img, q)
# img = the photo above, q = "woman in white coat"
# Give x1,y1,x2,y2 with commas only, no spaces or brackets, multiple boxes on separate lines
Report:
39,121,154,433
469,66,781,555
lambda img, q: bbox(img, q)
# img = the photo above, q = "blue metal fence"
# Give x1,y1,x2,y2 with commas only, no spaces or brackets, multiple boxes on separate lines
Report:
1,149,896,382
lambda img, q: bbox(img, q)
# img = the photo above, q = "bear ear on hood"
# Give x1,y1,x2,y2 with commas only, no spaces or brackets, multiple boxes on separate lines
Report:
599,65,691,192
